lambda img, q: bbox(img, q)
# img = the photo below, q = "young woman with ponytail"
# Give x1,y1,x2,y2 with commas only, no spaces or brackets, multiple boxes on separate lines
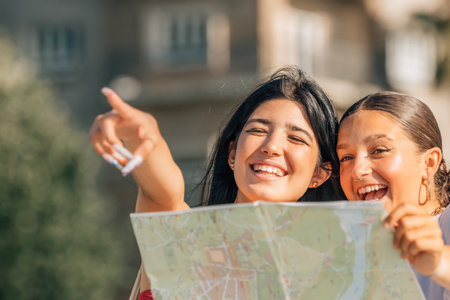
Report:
337,91,450,299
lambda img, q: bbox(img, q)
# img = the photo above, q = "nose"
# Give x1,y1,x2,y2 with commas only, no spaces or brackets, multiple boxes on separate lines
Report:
352,155,371,181
260,132,282,157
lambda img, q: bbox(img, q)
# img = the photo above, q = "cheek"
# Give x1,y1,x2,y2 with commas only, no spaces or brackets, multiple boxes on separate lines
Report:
233,138,258,181
235,136,259,158
380,154,422,206
288,148,321,195
383,154,403,173
233,140,250,165
291,146,318,170
381,154,413,185
339,166,353,199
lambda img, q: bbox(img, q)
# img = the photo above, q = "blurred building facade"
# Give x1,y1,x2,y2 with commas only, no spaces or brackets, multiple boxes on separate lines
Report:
1,0,449,205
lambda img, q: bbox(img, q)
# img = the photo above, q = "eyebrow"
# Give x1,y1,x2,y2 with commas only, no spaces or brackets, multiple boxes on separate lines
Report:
246,118,314,140
365,134,394,142
337,134,394,150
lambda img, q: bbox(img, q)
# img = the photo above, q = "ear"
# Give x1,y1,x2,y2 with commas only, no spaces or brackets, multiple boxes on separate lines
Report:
422,147,442,180
309,162,332,188
228,141,236,170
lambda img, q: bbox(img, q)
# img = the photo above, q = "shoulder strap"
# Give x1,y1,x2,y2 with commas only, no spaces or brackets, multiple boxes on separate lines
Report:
129,267,141,300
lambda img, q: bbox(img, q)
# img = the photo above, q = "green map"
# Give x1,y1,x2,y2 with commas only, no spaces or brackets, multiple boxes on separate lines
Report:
131,201,424,299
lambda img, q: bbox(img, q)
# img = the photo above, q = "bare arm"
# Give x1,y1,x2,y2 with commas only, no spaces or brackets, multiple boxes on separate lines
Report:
125,124,189,212
431,246,450,289
90,88,190,295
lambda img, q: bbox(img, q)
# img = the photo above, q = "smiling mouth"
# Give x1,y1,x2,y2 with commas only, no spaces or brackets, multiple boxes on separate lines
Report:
357,184,388,201
251,164,286,177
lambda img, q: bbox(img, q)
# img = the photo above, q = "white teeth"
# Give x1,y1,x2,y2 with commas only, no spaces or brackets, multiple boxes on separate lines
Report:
253,165,285,177
357,184,387,196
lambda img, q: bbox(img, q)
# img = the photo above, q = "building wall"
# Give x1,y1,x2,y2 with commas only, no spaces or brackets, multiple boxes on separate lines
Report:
1,0,448,205
0,0,109,125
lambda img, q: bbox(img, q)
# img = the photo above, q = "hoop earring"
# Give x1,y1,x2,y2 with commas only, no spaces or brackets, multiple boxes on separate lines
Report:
418,178,431,206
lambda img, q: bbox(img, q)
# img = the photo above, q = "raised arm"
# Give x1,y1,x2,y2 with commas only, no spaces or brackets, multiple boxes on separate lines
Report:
89,88,189,212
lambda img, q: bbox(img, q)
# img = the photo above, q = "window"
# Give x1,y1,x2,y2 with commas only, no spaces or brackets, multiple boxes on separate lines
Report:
141,5,229,72
167,12,208,65
386,26,437,89
34,24,84,73
269,8,330,75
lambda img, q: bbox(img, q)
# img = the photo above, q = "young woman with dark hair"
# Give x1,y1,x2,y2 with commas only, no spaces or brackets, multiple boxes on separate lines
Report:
201,68,342,206
89,67,344,298
337,91,450,299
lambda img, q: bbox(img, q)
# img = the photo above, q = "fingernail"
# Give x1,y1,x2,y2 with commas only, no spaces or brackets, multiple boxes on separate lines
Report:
113,144,134,160
112,152,128,165
102,154,123,170
122,155,143,176
101,87,113,96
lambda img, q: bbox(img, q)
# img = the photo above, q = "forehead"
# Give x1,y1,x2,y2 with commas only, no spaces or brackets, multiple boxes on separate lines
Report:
250,98,308,122
341,110,395,129
338,110,409,142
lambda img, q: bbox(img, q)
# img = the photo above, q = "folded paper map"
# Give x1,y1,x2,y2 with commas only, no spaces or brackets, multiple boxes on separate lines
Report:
131,201,424,299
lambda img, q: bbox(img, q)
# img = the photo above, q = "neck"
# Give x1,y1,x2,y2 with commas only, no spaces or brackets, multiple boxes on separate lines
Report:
234,192,251,204
420,185,442,215
431,205,444,216
424,195,443,216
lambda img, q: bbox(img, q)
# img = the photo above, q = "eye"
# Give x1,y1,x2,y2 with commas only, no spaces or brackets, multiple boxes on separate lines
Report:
245,128,267,135
339,155,353,163
372,148,391,155
288,135,308,145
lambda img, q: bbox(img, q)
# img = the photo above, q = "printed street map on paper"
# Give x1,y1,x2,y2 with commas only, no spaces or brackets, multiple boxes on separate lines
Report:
131,201,424,299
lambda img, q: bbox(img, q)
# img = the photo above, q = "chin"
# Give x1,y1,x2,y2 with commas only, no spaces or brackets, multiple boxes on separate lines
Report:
262,197,297,203
251,194,285,203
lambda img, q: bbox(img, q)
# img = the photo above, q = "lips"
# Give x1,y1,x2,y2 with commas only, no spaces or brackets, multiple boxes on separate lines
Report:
251,163,286,177
357,184,388,201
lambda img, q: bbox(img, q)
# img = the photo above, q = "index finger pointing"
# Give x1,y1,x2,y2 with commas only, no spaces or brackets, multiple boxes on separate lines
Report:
101,87,136,119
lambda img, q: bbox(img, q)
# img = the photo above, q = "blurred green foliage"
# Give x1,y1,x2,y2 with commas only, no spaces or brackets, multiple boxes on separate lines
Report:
0,32,128,299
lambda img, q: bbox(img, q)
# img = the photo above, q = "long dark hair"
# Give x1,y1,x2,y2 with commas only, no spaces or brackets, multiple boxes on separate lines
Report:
340,91,449,208
200,67,344,205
